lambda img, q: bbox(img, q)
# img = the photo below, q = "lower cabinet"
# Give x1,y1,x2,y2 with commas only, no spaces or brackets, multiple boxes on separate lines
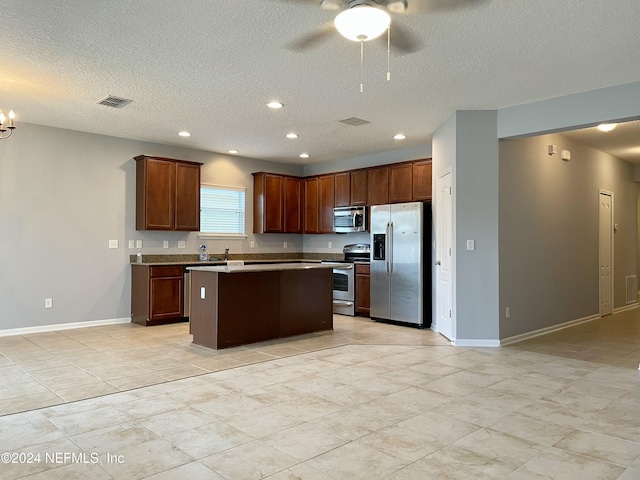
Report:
131,265,185,326
355,263,370,316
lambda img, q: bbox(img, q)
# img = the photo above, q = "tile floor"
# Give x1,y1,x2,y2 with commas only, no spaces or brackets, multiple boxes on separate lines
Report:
0,311,638,479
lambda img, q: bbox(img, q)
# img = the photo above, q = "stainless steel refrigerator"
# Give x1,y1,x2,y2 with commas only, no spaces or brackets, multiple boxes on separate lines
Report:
370,202,431,327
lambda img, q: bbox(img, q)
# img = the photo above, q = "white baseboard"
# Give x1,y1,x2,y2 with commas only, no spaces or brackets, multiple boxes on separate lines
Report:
0,317,131,337
500,313,600,346
613,302,639,314
453,339,500,348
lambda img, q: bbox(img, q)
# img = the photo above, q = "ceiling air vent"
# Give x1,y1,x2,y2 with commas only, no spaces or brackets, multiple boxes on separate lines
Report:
97,96,133,108
339,117,370,126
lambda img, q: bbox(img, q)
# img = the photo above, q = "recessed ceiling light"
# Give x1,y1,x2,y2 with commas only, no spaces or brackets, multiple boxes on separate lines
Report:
597,123,617,132
286,133,299,139
178,131,191,137
228,149,239,154
267,101,284,109
394,134,407,140
299,153,310,159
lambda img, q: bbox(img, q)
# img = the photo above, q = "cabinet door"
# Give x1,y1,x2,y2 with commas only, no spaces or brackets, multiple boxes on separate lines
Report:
149,275,183,321
318,175,335,233
284,177,302,233
389,163,413,204
413,160,433,201
334,172,351,207
264,174,284,232
367,167,389,206
175,162,201,231
350,170,367,206
139,158,175,230
303,177,319,233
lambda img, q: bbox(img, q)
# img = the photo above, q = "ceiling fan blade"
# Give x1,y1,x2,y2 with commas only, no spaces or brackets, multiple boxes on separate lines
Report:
287,22,336,51
406,0,489,14
384,22,423,54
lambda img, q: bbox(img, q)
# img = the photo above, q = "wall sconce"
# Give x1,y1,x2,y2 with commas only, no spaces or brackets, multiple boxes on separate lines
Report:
0,110,16,139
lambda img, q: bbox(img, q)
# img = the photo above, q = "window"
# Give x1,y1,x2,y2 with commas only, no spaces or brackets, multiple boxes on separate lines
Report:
200,184,246,236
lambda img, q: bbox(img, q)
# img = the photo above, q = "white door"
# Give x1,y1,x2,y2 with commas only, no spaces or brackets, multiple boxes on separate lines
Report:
599,191,613,316
436,170,454,340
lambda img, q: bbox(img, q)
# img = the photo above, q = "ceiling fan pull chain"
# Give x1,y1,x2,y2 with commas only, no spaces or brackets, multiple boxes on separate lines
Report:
387,27,391,81
360,39,365,93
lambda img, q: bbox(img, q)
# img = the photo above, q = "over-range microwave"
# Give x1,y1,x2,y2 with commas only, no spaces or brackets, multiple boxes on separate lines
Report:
333,206,367,233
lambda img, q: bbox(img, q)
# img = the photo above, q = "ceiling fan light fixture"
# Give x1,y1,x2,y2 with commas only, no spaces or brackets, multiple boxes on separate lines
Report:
334,6,391,42
597,123,617,132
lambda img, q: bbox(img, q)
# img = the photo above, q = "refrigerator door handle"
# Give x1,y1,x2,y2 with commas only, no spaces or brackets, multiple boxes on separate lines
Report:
388,221,393,274
385,222,391,274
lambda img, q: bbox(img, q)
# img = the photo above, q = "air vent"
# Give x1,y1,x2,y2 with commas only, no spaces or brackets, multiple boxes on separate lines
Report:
339,117,371,127
97,96,133,108
626,275,637,304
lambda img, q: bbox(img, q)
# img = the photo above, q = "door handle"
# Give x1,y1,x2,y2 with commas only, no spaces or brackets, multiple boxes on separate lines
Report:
435,260,441,265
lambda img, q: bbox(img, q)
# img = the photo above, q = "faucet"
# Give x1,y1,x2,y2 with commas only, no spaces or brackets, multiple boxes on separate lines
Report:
224,246,229,261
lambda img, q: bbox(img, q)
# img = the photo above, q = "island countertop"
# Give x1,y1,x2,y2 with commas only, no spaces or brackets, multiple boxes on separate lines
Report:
187,262,349,273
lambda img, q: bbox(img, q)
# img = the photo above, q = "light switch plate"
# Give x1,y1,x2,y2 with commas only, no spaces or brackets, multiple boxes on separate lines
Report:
163,240,169,249
128,240,135,249
250,241,255,249
109,240,118,249
178,241,186,249
283,241,287,249
466,240,475,251
136,240,143,248
200,287,206,299
328,242,332,248
45,298,52,309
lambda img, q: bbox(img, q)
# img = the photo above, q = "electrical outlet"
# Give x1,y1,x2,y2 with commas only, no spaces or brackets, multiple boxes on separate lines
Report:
136,240,143,248
128,240,135,249
466,240,475,251
250,241,255,249
178,241,186,249
328,242,332,248
506,306,510,318
108,240,118,249
45,298,52,309
163,240,169,249
283,241,287,249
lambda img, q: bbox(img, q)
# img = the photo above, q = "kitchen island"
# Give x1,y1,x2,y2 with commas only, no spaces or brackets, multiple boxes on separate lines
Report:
188,263,343,349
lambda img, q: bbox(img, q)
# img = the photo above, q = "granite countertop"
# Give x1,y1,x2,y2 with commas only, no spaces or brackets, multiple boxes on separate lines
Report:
131,259,321,266
130,253,340,266
188,262,350,273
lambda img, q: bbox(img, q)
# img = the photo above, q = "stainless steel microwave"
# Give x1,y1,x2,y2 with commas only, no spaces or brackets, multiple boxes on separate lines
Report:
333,206,367,233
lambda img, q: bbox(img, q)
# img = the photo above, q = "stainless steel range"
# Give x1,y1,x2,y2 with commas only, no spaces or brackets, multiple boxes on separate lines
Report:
322,244,370,316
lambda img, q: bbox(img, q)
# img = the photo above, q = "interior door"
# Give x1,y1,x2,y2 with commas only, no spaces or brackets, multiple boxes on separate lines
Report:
436,170,453,340
599,191,613,316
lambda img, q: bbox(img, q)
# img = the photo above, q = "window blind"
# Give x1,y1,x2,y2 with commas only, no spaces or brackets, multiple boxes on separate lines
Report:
200,185,246,234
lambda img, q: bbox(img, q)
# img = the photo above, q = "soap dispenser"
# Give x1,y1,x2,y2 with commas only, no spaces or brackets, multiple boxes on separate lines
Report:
199,245,209,261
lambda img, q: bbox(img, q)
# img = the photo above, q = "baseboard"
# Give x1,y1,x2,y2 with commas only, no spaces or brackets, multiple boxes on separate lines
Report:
613,302,639,314
453,339,500,347
0,317,131,337
500,313,600,346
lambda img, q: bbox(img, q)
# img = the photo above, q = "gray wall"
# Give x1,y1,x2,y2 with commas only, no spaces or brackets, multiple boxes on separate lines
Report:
0,123,303,331
499,133,637,339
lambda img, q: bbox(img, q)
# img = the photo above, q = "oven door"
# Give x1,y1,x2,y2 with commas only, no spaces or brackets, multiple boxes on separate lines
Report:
332,265,354,301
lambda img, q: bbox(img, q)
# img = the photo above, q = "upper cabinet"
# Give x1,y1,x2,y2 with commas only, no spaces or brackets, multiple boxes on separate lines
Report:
412,159,433,201
318,174,335,233
334,172,351,208
350,170,367,206
303,177,319,234
389,163,413,204
135,155,202,231
253,172,302,234
367,167,389,206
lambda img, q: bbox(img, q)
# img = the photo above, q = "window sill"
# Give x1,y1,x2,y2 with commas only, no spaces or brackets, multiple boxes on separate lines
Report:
198,233,248,240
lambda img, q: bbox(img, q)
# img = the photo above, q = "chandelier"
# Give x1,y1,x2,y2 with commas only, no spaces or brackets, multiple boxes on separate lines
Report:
0,110,16,139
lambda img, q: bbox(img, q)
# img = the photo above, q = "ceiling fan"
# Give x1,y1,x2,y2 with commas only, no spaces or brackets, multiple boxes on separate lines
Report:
285,0,486,53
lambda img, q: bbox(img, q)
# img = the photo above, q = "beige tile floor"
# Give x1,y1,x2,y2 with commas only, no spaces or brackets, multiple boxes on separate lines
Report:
0,311,638,479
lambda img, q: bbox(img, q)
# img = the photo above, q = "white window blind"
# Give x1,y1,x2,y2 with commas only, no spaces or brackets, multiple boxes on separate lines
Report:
200,184,246,235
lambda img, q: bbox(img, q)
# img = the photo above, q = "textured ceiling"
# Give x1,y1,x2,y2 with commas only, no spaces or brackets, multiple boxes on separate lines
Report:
1,0,640,164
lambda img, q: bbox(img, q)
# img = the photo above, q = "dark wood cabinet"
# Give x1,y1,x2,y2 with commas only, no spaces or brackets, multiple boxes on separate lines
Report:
135,155,202,231
413,159,433,201
389,163,413,204
355,263,370,316
131,265,185,326
318,174,335,233
334,172,351,207
350,170,367,206
254,173,302,234
367,167,389,206
283,176,302,233
303,177,319,233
